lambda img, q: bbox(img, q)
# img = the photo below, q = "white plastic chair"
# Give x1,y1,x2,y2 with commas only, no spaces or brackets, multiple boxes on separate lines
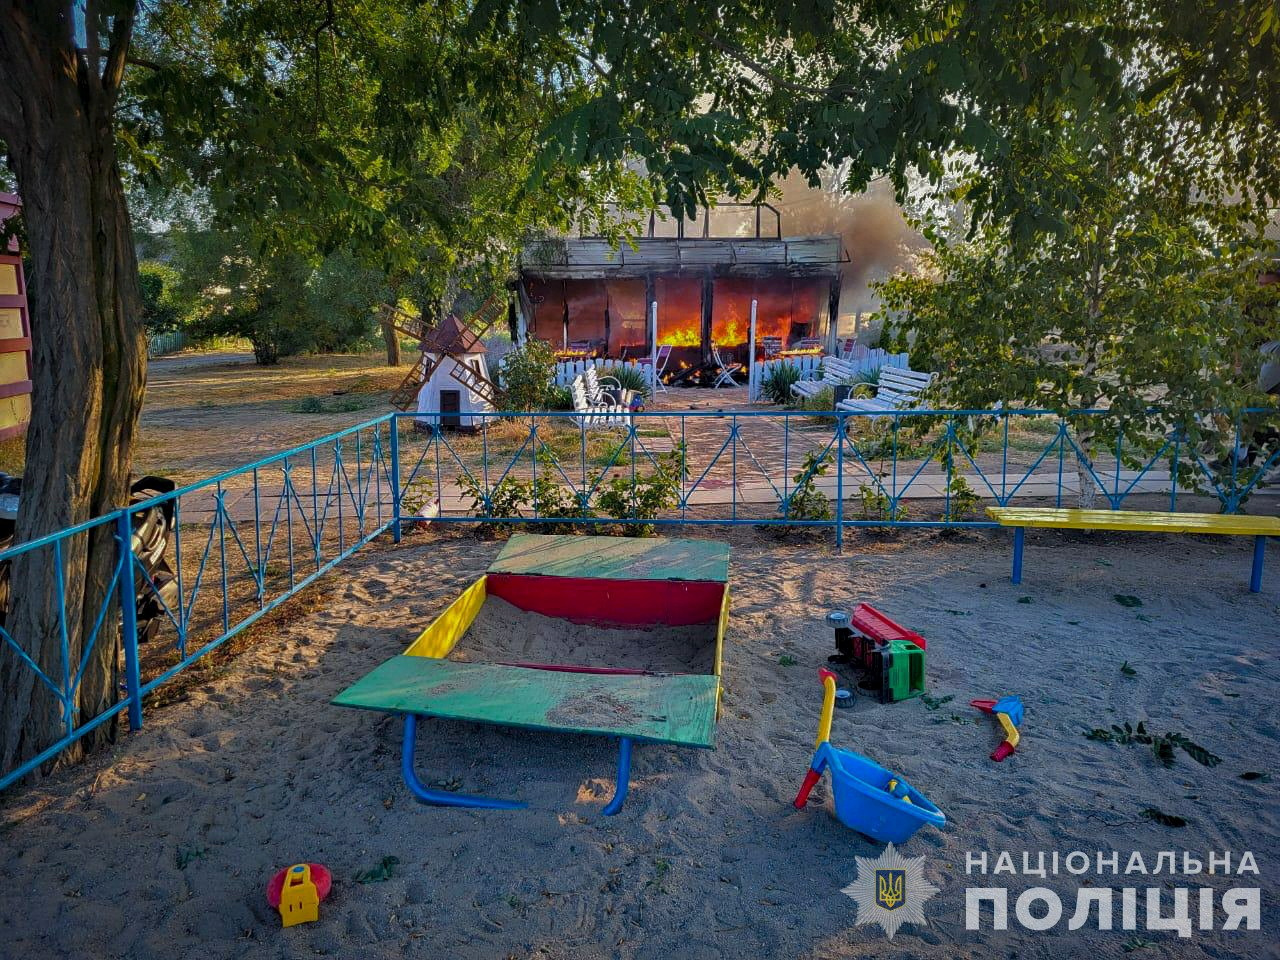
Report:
711,344,744,389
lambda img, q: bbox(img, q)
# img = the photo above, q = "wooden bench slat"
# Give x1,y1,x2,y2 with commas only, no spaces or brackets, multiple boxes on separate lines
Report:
334,656,719,748
986,507,1280,537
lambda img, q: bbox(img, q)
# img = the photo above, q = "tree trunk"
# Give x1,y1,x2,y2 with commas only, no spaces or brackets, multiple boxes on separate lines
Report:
381,318,402,366
0,3,146,776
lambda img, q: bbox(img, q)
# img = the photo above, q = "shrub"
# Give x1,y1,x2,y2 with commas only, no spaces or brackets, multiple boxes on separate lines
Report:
138,261,185,333
527,474,594,533
781,451,831,522
759,363,802,404
499,340,558,411
457,474,528,535
942,473,981,522
595,446,685,536
548,385,574,410
857,484,908,522
600,364,652,399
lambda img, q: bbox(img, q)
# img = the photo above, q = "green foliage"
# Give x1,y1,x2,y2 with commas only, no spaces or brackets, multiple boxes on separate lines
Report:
798,387,835,420
760,363,802,405
137,261,186,333
483,1,1279,249
942,474,980,523
547,385,574,411
781,451,831,522
125,1,650,332
875,125,1279,507
498,340,558,412
1084,721,1222,768
856,484,907,522
599,364,651,400
400,474,436,517
595,448,685,537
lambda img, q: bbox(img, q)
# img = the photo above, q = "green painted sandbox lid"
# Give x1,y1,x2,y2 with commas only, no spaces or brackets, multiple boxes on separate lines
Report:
489,533,729,583
333,657,718,748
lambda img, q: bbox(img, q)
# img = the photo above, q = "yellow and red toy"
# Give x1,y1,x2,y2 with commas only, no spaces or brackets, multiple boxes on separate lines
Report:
971,696,1024,761
267,863,332,928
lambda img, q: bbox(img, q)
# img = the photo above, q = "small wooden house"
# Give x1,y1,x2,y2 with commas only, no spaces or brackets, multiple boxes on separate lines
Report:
414,314,495,429
0,193,31,441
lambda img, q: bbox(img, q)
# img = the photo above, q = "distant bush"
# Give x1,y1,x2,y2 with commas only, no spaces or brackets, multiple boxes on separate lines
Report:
499,340,558,411
548,385,574,410
138,261,186,333
600,364,651,399
760,363,802,404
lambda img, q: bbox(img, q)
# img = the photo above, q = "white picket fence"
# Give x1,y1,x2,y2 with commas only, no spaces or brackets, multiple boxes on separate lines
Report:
550,357,646,387
501,349,909,398
749,348,910,402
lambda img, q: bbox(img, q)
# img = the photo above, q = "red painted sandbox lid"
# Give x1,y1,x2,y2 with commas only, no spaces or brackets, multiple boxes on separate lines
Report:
489,533,729,583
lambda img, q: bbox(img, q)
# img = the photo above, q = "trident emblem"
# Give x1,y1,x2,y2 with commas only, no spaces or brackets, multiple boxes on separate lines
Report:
875,869,906,910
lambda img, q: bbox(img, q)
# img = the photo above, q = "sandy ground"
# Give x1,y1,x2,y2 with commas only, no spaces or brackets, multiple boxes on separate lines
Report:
1,526,1278,960
452,596,717,675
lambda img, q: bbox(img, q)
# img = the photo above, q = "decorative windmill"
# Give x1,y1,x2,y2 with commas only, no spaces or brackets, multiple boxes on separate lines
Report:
383,294,507,414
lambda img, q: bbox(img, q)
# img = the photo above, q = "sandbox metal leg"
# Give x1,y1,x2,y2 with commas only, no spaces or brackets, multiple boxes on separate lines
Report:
400,714,526,810
1011,527,1025,585
602,737,634,816
1250,535,1265,594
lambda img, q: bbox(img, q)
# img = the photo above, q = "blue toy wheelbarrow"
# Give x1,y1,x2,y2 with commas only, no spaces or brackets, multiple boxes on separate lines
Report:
794,742,946,844
792,669,945,844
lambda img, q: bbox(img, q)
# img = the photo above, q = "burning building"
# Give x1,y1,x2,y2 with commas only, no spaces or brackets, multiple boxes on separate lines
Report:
516,204,847,383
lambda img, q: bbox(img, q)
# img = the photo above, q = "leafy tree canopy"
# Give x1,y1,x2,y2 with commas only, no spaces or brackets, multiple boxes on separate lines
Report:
123,0,652,306
474,1,1278,240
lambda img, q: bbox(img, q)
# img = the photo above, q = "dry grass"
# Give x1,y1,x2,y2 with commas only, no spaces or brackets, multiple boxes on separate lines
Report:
0,435,24,475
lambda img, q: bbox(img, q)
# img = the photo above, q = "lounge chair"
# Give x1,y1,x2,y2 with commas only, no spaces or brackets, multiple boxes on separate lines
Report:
790,356,857,400
837,367,935,414
635,344,672,393
570,377,629,428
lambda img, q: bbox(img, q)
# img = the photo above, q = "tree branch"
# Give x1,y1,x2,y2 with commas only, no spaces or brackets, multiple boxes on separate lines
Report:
699,32,853,100
102,3,140,103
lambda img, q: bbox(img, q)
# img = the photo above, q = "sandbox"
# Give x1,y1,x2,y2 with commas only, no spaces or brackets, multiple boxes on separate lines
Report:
333,533,730,814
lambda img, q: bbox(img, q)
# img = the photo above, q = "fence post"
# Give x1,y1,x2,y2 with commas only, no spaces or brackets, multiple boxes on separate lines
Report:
115,510,143,731
835,413,845,552
389,415,402,543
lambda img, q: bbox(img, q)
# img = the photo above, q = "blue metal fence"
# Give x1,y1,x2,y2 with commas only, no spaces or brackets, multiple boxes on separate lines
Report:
0,415,398,791
0,405,1275,791
394,407,1279,546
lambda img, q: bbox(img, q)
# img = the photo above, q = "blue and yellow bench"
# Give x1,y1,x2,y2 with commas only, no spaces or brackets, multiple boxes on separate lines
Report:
987,507,1280,593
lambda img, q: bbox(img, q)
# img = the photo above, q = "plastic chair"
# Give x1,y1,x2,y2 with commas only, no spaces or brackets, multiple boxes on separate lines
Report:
637,344,672,393
711,344,743,388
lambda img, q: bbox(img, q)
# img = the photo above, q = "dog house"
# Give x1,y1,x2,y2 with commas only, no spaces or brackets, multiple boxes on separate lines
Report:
0,193,31,441
517,203,847,384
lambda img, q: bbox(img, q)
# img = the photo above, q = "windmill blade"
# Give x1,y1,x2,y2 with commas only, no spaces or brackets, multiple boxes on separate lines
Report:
377,302,428,342
447,357,505,409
